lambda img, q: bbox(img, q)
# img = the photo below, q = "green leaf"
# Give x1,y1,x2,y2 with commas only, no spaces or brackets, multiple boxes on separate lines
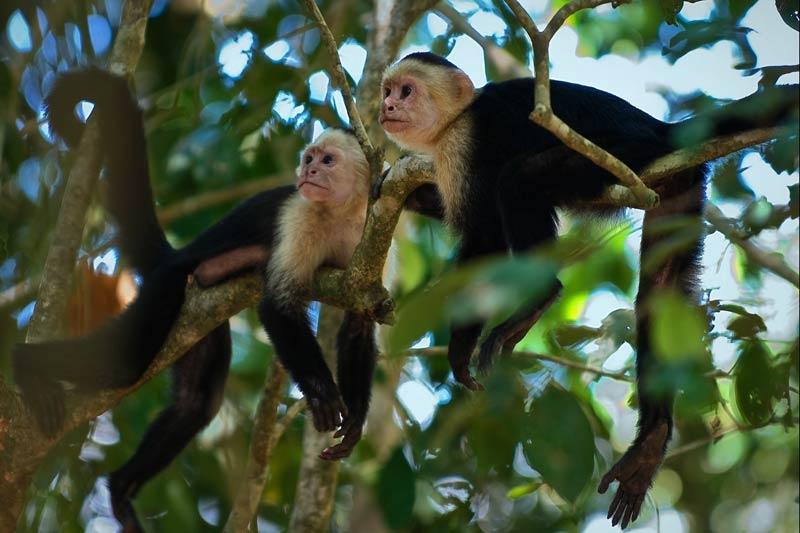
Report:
552,324,601,349
507,482,543,500
650,292,708,361
377,446,416,529
733,341,779,426
389,255,557,355
522,387,595,502
727,313,767,340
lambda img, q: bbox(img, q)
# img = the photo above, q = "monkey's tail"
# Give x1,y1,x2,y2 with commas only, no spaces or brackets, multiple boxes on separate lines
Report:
672,83,799,142
45,67,174,273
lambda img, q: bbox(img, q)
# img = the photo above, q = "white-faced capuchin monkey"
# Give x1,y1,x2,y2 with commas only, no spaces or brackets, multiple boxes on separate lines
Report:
13,68,379,532
377,52,798,528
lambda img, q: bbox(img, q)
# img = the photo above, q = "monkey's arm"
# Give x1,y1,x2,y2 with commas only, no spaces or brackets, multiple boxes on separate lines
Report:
319,313,377,460
257,295,347,433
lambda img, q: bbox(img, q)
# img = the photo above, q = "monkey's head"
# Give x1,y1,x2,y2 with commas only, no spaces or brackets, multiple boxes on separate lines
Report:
380,52,475,153
297,129,369,208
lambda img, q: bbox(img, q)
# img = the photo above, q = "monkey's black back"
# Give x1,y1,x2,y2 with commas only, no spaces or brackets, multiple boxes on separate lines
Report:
468,78,670,186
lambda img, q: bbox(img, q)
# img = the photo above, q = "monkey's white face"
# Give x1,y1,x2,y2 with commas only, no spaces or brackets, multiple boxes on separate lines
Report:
296,133,367,208
379,76,442,153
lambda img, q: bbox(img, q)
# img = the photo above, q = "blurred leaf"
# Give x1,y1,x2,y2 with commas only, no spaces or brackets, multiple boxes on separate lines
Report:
711,153,754,200
664,20,755,69
763,135,800,175
551,324,600,349
601,308,636,348
742,197,788,234
650,292,707,361
377,446,416,529
507,481,543,500
660,0,684,25
733,341,781,426
727,313,767,340
790,183,799,218
523,387,594,502
389,255,558,355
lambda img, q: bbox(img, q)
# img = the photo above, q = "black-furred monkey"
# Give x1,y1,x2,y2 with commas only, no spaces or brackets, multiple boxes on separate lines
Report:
378,52,797,528
13,68,379,531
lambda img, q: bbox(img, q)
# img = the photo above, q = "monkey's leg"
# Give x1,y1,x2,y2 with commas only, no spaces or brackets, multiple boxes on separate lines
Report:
599,170,706,529
476,155,563,373
192,245,270,287
320,313,377,460
109,323,231,533
258,295,347,432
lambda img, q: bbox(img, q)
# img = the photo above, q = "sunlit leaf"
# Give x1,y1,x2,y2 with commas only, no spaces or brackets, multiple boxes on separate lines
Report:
650,292,708,361
522,387,594,502
389,255,557,355
733,341,780,426
551,324,600,349
507,481,543,500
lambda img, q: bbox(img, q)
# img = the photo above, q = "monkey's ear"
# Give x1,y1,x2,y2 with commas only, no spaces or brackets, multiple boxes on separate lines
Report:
452,70,475,106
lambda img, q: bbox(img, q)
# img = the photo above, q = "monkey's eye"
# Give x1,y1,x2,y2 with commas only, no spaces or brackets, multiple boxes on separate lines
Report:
304,154,313,164
383,86,391,98
400,84,413,98
322,154,333,164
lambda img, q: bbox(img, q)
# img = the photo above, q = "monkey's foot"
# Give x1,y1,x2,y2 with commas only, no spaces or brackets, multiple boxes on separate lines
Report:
304,380,348,433
453,369,484,391
598,422,669,529
319,415,364,461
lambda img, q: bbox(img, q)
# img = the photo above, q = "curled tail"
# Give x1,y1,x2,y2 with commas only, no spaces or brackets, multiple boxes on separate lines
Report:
672,83,799,143
45,68,173,273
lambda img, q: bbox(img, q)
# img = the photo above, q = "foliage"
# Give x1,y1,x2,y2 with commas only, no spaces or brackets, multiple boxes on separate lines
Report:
0,0,797,532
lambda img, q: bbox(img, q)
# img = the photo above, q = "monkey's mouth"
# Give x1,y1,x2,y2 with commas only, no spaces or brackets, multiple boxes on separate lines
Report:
298,179,328,190
380,117,409,132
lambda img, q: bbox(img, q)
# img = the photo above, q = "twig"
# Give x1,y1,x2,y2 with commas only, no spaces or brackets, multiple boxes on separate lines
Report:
408,346,633,381
157,174,286,224
502,0,657,208
705,203,799,287
300,0,378,173
435,3,530,80
224,361,289,533
0,276,39,313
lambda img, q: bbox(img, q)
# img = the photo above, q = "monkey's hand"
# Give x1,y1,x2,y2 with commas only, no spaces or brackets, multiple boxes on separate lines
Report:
598,421,669,529
304,378,348,433
453,368,484,392
319,413,364,461
13,345,66,437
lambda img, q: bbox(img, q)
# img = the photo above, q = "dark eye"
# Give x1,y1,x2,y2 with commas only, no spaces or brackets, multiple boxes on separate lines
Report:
322,154,333,164
383,86,391,98
401,84,413,98
304,154,312,164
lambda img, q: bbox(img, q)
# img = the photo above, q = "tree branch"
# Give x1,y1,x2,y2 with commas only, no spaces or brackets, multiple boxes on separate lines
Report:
409,346,632,381
704,203,799,287
502,0,657,208
300,0,380,175
224,360,289,533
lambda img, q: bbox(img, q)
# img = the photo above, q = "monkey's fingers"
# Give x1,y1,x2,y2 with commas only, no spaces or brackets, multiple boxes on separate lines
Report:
319,421,363,461
454,371,484,392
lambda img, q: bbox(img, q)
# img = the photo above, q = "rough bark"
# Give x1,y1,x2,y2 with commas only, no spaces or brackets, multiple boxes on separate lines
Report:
287,306,343,533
